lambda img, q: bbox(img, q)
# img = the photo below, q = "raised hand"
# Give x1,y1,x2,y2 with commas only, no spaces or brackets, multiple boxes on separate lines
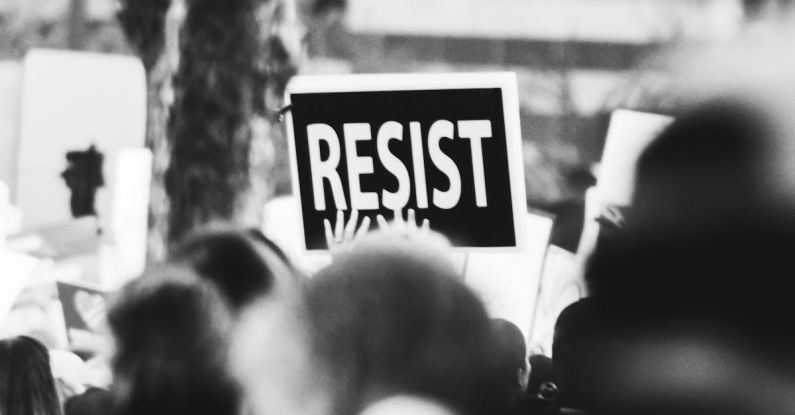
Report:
376,208,430,234
324,210,371,252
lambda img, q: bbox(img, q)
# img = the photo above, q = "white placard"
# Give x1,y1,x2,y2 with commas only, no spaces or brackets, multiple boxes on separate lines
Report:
596,110,673,207
464,211,553,347
577,110,673,258
15,49,146,230
106,148,152,287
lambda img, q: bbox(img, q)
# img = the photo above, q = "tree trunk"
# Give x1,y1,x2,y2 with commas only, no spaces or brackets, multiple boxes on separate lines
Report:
67,0,87,49
165,0,271,248
117,0,182,262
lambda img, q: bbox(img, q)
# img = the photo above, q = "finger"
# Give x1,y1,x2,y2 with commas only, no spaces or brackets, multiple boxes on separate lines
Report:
377,214,389,230
393,209,404,230
355,217,371,238
344,210,359,240
335,210,344,240
407,209,416,228
324,219,335,248
420,218,430,232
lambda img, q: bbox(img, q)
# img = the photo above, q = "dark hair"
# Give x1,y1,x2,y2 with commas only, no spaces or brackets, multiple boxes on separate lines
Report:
491,319,527,388
0,336,62,415
584,98,795,376
64,388,112,415
630,99,776,236
306,236,505,415
170,226,300,312
107,266,239,415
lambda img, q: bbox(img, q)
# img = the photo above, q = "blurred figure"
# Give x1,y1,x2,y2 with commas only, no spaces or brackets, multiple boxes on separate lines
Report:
305,231,507,415
107,266,239,415
0,336,62,415
231,295,330,415
64,387,112,415
171,226,302,313
572,96,795,414
491,319,529,396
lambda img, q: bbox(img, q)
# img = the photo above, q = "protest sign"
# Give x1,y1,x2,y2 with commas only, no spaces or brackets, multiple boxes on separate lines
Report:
56,280,108,347
596,109,674,206
15,49,146,229
576,110,673,257
285,72,526,251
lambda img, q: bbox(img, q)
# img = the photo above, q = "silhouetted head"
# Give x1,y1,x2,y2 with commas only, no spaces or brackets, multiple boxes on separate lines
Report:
64,387,112,415
107,266,239,415
171,226,301,312
0,336,62,415
630,99,779,236
491,319,529,393
306,233,504,415
582,97,795,413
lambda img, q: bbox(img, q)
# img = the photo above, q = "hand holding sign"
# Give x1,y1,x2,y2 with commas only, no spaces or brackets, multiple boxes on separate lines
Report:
376,208,430,234
324,208,430,254
324,210,371,253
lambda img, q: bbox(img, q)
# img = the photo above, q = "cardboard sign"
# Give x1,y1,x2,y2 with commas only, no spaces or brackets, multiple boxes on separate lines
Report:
576,110,673,257
285,73,526,251
56,281,108,346
15,49,146,229
464,211,553,347
595,110,673,207
527,245,584,355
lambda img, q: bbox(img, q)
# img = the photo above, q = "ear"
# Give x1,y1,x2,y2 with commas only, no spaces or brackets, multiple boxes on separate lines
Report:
517,367,530,391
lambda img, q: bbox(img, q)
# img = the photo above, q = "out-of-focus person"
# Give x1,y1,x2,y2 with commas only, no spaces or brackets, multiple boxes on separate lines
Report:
491,319,530,397
64,387,112,415
170,226,302,313
107,266,239,415
303,230,507,415
0,336,62,415
563,96,795,414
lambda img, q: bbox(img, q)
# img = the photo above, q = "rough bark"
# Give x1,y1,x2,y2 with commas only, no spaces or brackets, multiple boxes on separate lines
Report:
165,0,272,248
117,0,181,262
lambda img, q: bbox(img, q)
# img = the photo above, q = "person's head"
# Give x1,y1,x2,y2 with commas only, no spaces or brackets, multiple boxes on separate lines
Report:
64,388,112,415
582,96,795,413
0,336,62,415
630,98,779,235
231,293,330,415
107,266,239,415
171,226,301,313
305,232,504,415
491,319,529,393
587,97,792,304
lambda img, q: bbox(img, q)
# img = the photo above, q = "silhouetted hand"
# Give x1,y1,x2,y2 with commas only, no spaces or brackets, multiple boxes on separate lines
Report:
324,210,371,253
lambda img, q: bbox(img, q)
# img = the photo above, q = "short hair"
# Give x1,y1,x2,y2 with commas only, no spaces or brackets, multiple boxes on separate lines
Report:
107,266,239,415
0,336,62,415
306,235,505,415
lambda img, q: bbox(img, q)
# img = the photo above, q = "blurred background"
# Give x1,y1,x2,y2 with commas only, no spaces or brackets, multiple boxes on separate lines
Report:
1,0,779,209
3,0,795,359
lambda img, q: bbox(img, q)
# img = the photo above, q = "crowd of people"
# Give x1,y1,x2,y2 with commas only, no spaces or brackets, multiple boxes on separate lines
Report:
5,42,795,415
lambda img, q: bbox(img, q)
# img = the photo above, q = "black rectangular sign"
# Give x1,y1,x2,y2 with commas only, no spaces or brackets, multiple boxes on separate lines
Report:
285,73,526,251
